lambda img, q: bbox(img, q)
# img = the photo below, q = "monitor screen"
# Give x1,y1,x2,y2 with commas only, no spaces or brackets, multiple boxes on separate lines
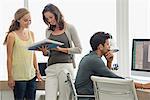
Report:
131,39,150,72
38,62,47,76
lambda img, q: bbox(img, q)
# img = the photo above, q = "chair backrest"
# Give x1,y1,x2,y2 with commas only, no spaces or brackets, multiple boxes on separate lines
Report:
63,70,78,100
64,70,95,100
91,76,138,100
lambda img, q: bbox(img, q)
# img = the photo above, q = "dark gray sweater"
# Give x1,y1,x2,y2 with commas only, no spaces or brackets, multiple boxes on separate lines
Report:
75,51,123,95
45,23,82,68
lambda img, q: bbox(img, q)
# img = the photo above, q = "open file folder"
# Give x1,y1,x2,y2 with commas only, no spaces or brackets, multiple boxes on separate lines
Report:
28,39,64,51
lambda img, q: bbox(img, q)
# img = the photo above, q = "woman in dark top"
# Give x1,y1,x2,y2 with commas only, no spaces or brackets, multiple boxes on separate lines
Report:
39,3,82,100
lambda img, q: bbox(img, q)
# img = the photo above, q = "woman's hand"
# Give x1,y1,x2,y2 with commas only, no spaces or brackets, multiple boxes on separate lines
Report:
38,45,48,55
53,46,68,53
36,72,43,82
38,45,68,54
8,77,15,89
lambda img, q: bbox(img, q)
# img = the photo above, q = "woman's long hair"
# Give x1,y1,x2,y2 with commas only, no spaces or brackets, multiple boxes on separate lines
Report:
42,3,64,30
3,8,29,45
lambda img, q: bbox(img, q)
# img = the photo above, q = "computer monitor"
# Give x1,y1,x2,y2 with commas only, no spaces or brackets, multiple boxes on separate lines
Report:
38,62,47,76
131,39,150,77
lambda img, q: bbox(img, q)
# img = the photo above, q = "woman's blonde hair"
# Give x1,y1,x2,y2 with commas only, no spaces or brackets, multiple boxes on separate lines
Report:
3,8,29,45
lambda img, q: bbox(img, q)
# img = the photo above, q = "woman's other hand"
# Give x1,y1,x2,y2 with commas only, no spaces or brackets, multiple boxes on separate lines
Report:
36,72,43,82
8,77,15,89
52,46,68,53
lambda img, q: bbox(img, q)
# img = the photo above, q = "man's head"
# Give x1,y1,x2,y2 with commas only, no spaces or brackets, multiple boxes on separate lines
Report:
90,32,112,54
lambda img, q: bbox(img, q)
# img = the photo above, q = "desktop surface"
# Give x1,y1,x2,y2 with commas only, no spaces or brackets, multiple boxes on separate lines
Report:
130,75,150,84
136,88,150,100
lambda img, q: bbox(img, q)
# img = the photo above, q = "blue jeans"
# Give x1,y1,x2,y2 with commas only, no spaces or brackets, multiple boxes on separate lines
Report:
13,77,36,100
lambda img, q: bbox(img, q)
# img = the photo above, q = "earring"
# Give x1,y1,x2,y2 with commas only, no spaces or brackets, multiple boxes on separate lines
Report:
16,20,20,23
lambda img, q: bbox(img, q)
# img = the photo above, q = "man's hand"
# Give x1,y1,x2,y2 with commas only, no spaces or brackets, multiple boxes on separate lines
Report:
105,51,114,62
105,51,114,69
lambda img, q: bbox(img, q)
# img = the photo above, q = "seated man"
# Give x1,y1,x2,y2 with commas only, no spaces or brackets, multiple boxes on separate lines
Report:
75,31,150,100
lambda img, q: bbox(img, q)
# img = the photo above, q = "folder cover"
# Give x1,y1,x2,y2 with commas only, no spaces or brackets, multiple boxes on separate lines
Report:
28,39,64,51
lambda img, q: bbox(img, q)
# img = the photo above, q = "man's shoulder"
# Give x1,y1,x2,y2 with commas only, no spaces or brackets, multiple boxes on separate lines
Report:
82,53,95,60
80,52,100,64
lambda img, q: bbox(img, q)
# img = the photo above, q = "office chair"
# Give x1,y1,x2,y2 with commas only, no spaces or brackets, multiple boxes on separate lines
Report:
62,70,95,100
91,76,138,100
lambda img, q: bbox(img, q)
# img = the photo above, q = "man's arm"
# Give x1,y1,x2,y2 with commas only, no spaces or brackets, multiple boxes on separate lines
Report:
92,58,123,79
135,82,150,89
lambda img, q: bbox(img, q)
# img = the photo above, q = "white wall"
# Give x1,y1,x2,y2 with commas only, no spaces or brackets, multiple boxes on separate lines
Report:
116,0,129,77
0,91,14,100
0,0,24,80
0,0,116,80
129,0,150,77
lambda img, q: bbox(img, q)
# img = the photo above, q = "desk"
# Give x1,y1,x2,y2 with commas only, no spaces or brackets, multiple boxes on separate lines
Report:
0,81,45,90
1,81,150,100
0,81,45,100
136,89,150,100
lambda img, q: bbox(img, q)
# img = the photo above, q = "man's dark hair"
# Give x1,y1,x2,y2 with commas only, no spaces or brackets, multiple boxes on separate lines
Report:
90,32,112,51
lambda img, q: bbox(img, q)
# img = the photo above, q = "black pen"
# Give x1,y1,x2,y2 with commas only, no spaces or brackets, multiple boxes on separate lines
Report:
110,49,119,53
